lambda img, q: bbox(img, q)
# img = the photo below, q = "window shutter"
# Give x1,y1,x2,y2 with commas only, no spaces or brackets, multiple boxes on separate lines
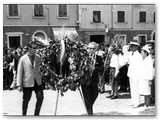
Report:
13,4,18,16
39,5,44,16
9,4,18,16
34,5,40,16
59,4,67,17
9,5,13,16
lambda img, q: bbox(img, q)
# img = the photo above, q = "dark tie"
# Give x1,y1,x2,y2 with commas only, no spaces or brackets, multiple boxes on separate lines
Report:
29,55,35,66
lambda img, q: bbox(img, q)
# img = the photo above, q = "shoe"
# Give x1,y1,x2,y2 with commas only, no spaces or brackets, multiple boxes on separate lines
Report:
106,95,113,98
118,89,122,92
127,104,134,106
110,96,118,99
9,88,13,90
144,105,151,109
132,105,139,108
143,105,148,109
118,87,124,92
88,113,93,116
100,90,105,94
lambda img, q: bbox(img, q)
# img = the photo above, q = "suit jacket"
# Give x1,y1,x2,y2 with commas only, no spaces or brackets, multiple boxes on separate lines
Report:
91,55,104,86
17,53,42,87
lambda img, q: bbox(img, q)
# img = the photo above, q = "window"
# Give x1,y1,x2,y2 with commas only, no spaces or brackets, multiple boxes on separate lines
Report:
117,11,125,22
90,35,104,43
93,11,101,23
58,4,67,17
32,30,47,42
34,4,44,17
8,36,21,48
8,4,19,17
139,11,146,23
6,32,23,49
138,35,147,46
34,32,45,39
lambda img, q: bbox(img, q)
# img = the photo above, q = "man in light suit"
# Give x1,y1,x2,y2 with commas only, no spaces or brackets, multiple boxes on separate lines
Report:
17,41,44,116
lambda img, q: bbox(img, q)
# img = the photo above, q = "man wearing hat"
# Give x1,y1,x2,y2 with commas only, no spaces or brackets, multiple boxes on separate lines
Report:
127,38,143,108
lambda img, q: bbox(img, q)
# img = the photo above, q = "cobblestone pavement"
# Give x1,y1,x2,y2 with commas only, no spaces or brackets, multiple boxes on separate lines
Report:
3,85,155,116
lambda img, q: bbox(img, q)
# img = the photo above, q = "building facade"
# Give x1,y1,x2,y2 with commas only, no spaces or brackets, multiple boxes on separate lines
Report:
3,4,155,49
78,4,155,46
3,4,78,48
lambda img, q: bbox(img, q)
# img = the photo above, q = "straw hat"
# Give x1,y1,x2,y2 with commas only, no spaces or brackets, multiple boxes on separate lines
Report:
130,41,140,46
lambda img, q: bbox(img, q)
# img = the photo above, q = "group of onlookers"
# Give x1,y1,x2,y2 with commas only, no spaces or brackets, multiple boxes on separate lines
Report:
96,39,155,109
3,46,28,90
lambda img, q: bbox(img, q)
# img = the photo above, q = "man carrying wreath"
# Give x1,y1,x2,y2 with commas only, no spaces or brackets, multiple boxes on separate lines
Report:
81,42,104,116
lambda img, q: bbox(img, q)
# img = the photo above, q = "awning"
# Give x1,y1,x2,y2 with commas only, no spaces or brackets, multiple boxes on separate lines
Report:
52,27,78,41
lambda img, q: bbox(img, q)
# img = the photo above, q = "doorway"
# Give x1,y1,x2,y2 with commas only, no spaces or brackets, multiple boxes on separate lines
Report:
90,35,104,44
8,36,21,48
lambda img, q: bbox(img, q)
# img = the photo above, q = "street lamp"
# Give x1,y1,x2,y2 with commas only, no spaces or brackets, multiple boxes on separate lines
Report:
105,24,109,33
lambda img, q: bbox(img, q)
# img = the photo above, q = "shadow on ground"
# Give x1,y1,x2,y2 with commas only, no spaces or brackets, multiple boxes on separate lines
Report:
81,111,130,116
81,108,155,116
138,108,155,115
94,111,130,115
118,93,131,99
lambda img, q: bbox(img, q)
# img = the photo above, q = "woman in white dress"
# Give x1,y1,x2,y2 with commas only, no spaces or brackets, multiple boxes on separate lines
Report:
138,45,154,108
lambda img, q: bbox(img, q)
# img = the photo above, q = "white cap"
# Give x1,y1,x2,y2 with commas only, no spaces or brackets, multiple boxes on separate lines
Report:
142,45,150,54
130,41,140,46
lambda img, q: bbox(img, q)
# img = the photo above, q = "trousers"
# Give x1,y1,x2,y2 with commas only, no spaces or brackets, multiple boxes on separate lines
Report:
81,84,98,115
129,78,140,106
22,81,44,116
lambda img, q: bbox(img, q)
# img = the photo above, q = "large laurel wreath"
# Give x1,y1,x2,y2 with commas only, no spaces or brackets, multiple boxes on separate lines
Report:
35,35,94,96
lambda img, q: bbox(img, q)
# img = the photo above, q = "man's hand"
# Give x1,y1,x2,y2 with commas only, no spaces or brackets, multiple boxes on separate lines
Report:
17,86,23,92
149,80,152,87
89,64,95,71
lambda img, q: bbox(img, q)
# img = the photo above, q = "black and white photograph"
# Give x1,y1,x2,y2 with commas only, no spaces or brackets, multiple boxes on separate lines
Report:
2,3,156,117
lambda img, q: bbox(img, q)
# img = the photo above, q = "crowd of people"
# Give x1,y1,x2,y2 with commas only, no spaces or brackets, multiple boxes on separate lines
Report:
96,39,155,109
3,38,155,116
3,46,28,90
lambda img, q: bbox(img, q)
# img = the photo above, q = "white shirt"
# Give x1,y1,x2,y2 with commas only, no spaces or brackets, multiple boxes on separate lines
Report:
96,49,105,57
119,53,129,67
110,54,119,77
127,50,143,79
122,45,129,54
